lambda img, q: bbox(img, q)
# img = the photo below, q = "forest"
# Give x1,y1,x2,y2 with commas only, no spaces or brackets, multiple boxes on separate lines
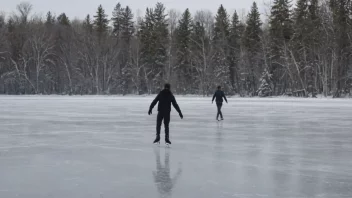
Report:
0,0,352,97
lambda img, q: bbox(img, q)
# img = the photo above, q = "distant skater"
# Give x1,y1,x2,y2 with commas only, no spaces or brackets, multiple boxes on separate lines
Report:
149,83,183,145
212,86,228,121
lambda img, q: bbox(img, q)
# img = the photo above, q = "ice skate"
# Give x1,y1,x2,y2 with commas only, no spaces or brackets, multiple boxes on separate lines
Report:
153,136,160,145
165,139,171,146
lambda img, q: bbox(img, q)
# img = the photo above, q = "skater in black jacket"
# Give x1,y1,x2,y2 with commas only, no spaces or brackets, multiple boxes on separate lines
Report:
149,83,183,145
212,86,228,121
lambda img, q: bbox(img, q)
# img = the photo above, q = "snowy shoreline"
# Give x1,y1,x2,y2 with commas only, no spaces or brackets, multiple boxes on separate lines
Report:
0,94,352,100
0,94,351,101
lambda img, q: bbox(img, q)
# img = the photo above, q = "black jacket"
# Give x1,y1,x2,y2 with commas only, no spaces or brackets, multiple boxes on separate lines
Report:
212,90,228,103
150,89,182,114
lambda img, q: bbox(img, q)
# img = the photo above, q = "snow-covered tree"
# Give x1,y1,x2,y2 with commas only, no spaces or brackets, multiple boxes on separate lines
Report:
257,68,274,97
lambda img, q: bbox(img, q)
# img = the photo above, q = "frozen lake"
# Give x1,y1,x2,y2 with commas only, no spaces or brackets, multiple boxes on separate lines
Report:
1,96,352,198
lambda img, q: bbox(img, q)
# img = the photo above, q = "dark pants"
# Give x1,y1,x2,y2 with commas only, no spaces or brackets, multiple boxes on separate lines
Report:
156,111,170,139
216,102,223,119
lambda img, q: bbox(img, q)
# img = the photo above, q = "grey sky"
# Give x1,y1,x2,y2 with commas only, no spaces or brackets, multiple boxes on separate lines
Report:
1,0,278,20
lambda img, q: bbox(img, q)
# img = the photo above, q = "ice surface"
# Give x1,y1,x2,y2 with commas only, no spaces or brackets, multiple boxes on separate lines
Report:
1,96,352,198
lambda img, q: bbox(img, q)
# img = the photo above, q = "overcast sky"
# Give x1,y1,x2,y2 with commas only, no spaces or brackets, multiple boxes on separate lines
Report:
1,0,280,19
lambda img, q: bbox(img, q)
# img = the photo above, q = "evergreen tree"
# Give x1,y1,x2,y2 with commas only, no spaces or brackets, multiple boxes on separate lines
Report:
118,6,135,94
269,0,293,95
293,0,318,49
151,3,169,91
176,8,192,56
329,0,352,96
57,13,70,26
306,0,321,95
243,2,262,52
111,3,124,37
228,11,241,93
191,21,207,49
93,5,109,35
139,8,154,66
229,11,241,51
139,3,169,93
138,8,154,93
153,2,169,62
292,0,321,96
83,14,93,33
270,0,293,42
213,5,230,43
7,18,15,33
45,11,55,26
243,2,263,94
120,6,134,42
213,4,231,91
175,8,192,92
257,68,274,97
0,15,4,29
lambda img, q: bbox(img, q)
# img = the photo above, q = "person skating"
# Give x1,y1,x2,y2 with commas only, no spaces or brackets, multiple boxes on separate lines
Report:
148,83,183,145
212,86,228,121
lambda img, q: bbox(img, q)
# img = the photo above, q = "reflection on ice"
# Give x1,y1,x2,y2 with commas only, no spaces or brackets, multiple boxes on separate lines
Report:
153,148,182,198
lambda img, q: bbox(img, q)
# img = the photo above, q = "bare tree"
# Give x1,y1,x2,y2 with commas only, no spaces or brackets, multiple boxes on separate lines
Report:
16,2,33,24
194,10,214,38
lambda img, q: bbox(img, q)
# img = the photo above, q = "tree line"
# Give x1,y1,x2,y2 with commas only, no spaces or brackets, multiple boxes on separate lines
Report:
0,0,352,97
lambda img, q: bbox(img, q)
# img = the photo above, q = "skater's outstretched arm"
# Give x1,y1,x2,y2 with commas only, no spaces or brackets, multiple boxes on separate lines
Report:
171,96,183,119
149,94,160,114
222,91,228,103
